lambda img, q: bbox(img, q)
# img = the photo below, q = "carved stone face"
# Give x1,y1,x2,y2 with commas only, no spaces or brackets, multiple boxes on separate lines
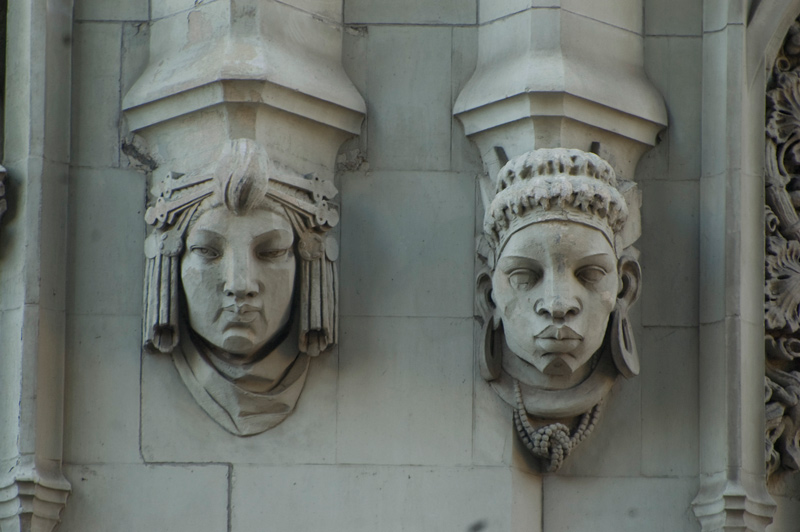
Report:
491,220,619,379
181,206,296,362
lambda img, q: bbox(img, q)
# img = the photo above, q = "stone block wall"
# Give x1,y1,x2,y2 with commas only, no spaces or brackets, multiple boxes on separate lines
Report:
14,0,788,530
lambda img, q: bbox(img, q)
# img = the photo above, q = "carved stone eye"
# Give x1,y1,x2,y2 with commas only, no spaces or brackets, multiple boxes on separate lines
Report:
257,248,289,261
191,246,219,259
575,265,606,284
509,269,540,291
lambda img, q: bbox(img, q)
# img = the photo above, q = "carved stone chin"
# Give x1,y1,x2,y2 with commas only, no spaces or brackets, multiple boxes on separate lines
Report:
477,148,641,472
142,139,339,435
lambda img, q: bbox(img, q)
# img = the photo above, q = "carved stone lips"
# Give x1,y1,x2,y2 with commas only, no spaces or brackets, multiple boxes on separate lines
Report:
222,304,262,325
535,324,583,341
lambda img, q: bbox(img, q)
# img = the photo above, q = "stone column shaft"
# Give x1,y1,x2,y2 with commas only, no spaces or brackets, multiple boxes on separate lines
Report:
691,1,776,530
0,0,73,530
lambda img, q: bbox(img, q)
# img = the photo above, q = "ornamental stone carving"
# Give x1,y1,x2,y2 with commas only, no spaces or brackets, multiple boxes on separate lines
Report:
477,148,641,471
143,139,338,436
765,17,800,478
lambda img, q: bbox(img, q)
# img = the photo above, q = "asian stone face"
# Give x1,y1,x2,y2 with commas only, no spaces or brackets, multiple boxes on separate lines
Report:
491,220,619,380
180,206,296,363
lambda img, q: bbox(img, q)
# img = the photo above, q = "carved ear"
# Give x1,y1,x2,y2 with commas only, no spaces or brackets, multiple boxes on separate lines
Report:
611,255,642,379
616,255,642,310
476,269,502,381
476,269,498,328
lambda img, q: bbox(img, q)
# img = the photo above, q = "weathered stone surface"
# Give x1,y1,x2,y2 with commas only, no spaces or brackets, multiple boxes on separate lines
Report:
60,464,229,531
544,476,701,531
72,22,122,168
365,26,454,171
339,170,475,318
231,465,528,532
344,0,475,24
337,316,473,466
64,315,142,464
67,167,145,316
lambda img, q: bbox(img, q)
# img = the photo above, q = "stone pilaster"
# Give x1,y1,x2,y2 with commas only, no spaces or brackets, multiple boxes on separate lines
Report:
0,0,73,530
690,1,777,530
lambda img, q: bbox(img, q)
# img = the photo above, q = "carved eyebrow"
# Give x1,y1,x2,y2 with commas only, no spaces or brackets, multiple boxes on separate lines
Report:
497,255,541,272
579,252,615,261
253,228,294,245
187,228,225,241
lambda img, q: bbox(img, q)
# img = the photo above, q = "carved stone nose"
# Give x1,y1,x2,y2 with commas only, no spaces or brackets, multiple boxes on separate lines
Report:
223,255,260,299
535,296,580,319
224,284,259,299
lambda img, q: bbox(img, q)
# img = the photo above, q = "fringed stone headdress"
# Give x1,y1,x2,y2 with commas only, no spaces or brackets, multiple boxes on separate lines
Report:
143,138,339,357
483,148,629,265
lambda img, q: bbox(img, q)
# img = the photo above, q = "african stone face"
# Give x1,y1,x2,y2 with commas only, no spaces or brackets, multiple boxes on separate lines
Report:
180,206,296,363
491,221,618,385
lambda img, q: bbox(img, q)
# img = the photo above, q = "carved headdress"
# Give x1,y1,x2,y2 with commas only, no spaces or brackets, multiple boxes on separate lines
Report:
143,138,339,358
483,148,631,265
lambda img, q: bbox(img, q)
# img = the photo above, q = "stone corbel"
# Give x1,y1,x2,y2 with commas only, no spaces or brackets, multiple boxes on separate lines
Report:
454,6,667,183
122,0,365,178
123,0,364,436
456,2,666,472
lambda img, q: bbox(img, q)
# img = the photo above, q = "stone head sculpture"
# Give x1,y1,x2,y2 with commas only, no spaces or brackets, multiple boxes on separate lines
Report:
143,139,339,435
477,148,641,471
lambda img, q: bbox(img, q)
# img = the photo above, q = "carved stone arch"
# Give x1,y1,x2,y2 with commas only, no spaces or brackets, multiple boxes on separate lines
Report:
748,0,800,83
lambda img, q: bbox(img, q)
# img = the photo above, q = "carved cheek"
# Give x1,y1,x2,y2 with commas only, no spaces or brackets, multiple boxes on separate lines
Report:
267,258,295,287
184,259,222,294
501,294,519,318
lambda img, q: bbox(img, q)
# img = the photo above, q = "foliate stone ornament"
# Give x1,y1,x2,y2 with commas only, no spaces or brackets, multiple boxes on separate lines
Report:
765,20,800,476
477,148,642,472
143,139,339,436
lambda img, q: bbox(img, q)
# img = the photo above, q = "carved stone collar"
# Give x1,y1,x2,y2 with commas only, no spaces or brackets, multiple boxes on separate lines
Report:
491,346,618,419
173,321,309,436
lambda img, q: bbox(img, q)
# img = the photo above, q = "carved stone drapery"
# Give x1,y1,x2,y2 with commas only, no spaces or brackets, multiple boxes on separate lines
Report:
765,16,800,478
